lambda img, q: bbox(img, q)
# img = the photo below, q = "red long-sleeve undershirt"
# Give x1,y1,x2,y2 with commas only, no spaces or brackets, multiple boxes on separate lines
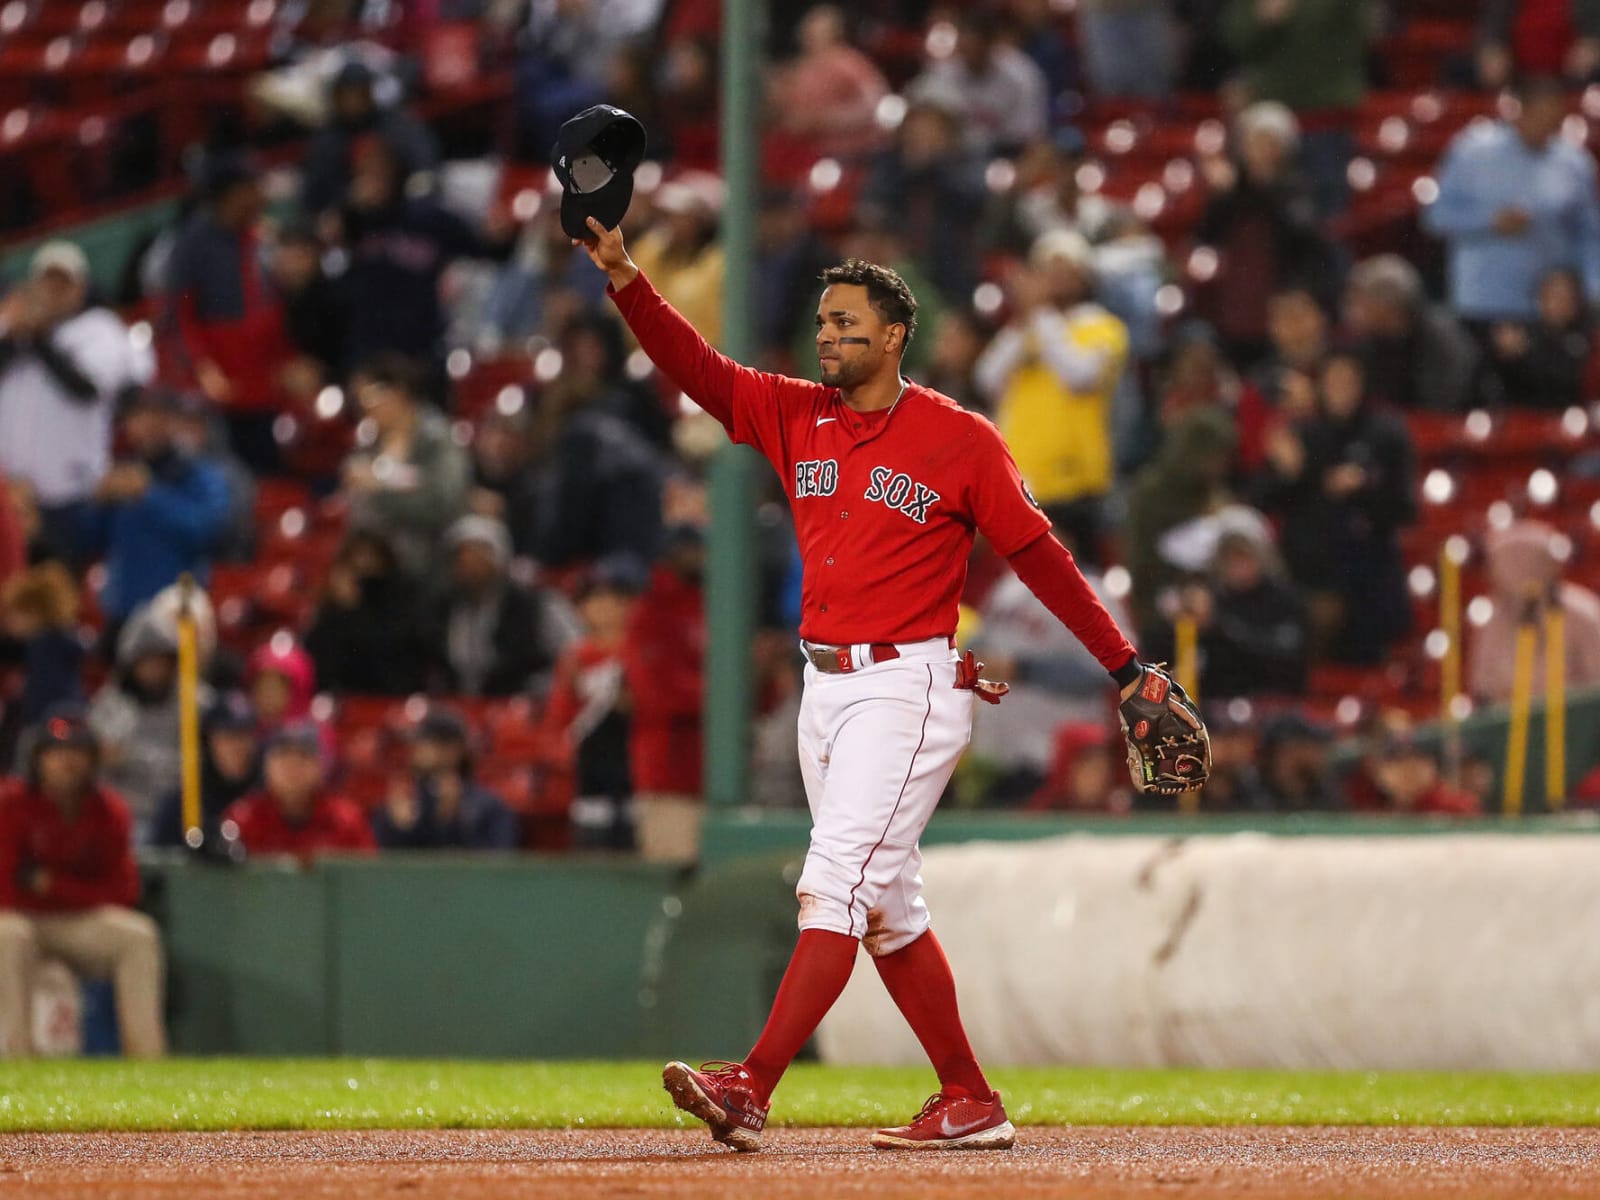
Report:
1008,534,1139,682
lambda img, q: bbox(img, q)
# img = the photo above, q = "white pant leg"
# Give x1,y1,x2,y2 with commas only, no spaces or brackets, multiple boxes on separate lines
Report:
795,657,971,951
797,662,829,818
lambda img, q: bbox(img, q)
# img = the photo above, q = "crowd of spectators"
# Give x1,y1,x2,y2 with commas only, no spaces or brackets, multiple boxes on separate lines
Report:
5,0,1600,940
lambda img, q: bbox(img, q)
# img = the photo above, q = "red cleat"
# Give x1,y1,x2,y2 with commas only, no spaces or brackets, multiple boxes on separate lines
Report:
661,1060,769,1152
871,1088,1016,1150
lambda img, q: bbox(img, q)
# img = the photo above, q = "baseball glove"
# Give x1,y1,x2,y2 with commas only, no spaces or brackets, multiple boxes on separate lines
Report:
1118,663,1211,795
954,650,1009,705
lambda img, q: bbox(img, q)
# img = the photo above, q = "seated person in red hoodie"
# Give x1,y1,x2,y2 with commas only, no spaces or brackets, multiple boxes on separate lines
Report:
0,705,166,1057
222,722,374,859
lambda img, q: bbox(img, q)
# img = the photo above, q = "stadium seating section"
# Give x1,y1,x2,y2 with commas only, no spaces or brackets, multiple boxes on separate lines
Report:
8,0,1590,831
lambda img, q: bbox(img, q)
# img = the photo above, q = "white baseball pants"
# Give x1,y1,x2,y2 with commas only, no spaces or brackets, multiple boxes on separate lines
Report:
794,638,971,956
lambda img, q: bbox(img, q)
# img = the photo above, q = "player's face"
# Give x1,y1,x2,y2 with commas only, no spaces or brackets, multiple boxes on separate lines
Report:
815,284,901,389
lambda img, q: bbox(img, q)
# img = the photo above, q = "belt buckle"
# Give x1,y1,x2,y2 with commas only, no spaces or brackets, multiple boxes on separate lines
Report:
834,647,853,673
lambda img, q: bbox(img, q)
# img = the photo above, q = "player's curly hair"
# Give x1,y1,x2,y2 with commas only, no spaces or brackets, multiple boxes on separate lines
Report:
820,259,918,347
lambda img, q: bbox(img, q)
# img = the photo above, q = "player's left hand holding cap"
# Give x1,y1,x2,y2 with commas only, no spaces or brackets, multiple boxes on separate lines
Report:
552,104,648,240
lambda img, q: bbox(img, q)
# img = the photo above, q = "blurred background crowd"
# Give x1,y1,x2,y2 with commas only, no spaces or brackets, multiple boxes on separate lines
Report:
6,0,1600,878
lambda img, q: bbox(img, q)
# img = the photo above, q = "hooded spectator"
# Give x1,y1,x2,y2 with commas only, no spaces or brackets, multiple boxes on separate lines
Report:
88,602,207,835
221,722,374,859
1470,520,1600,702
1369,735,1482,817
1344,255,1480,412
1186,527,1309,699
78,387,231,642
166,152,298,473
1425,76,1600,324
623,524,707,863
245,635,334,763
299,60,440,220
336,137,516,378
912,7,1049,155
0,241,154,562
1126,406,1237,637
1195,102,1340,364
342,354,470,574
373,707,518,851
148,692,260,850
541,555,648,851
1484,266,1593,409
0,706,165,1057
859,84,987,304
1258,711,1341,811
768,5,889,159
1251,349,1415,664
424,515,569,697
305,527,424,696
0,563,85,765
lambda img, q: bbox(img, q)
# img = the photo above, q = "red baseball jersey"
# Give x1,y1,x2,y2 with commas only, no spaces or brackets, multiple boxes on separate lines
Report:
611,274,1141,667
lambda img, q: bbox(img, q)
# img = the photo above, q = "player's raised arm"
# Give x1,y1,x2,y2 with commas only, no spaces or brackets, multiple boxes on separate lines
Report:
577,216,749,438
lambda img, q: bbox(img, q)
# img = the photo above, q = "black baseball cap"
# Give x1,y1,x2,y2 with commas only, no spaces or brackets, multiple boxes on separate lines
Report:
552,105,648,240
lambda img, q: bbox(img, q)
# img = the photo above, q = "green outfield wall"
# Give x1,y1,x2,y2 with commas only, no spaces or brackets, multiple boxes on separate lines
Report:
143,855,686,1056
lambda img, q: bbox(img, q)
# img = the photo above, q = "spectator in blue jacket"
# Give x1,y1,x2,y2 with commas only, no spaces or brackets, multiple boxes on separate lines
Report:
1424,76,1600,324
79,387,230,646
372,707,519,851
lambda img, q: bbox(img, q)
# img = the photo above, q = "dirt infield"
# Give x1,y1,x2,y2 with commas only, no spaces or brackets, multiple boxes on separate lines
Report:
6,1127,1600,1199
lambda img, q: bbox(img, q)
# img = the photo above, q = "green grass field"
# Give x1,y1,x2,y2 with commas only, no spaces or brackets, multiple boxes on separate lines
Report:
2,1060,1600,1132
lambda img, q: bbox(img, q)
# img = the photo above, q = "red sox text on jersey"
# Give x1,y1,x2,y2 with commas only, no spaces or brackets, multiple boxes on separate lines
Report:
797,458,940,525
611,273,1052,646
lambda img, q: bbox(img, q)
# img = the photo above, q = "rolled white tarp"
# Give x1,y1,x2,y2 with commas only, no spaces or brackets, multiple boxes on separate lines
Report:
817,834,1600,1070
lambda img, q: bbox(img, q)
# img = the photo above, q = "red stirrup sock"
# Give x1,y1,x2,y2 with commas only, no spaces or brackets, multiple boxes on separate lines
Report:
872,930,993,1101
742,929,859,1105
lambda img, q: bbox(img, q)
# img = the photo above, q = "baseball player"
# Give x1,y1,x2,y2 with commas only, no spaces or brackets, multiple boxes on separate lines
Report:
577,216,1208,1152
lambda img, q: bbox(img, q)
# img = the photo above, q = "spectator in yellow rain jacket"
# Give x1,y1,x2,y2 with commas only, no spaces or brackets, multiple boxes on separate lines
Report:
975,229,1129,564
